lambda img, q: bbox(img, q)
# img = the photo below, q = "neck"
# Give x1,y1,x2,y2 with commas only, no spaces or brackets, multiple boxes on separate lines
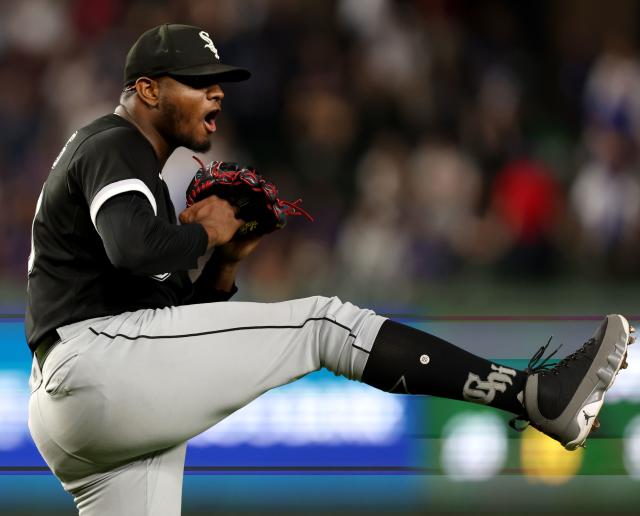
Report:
114,103,174,167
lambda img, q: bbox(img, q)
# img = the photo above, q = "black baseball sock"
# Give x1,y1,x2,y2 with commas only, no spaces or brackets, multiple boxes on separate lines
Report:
361,320,527,415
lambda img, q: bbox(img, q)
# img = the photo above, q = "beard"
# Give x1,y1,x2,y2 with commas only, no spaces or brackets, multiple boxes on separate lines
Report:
157,100,211,153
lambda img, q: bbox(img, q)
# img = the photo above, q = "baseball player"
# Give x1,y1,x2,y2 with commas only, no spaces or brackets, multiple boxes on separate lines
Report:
26,24,633,516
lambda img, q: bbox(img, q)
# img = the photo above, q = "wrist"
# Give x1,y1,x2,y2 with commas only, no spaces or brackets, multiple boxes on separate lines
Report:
203,226,222,249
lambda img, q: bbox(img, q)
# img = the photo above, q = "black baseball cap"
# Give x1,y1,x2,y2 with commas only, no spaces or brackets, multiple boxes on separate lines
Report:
123,24,251,87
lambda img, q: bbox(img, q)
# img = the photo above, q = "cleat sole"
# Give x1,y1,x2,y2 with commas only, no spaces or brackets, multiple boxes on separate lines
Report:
564,315,630,450
597,368,614,384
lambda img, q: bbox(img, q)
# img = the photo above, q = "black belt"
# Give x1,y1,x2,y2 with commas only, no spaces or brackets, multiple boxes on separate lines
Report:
34,330,61,369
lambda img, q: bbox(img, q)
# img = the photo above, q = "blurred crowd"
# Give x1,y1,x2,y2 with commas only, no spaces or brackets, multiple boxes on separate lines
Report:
2,0,640,304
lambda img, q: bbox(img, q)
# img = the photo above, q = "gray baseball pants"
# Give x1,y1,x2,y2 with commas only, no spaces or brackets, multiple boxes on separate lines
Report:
27,296,386,515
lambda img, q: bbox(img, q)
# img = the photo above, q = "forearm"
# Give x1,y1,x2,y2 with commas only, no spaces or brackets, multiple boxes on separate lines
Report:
189,232,262,301
190,253,240,302
96,193,208,274
203,259,239,292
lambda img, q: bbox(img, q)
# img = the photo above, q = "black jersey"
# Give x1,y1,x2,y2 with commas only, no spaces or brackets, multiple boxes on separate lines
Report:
26,114,208,351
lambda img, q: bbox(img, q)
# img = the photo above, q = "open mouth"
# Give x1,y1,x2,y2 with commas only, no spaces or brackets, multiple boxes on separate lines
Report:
204,110,219,133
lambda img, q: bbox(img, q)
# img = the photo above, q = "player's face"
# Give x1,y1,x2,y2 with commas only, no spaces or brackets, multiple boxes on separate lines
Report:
156,76,224,153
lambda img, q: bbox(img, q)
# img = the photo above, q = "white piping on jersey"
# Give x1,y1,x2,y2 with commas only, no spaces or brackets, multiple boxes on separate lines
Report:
90,179,157,229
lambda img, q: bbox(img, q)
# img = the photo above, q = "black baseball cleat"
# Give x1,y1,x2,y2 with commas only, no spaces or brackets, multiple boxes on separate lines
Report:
510,315,633,450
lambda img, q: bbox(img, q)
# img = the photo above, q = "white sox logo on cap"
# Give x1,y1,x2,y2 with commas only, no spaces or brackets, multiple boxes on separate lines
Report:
199,31,219,59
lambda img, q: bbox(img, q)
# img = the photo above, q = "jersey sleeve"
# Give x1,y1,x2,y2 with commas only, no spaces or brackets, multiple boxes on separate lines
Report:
71,126,160,228
95,192,208,274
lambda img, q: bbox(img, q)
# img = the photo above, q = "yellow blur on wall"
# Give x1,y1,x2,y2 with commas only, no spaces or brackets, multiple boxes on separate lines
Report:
520,427,584,485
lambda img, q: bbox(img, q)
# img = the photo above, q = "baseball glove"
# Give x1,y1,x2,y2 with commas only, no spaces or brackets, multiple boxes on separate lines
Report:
186,157,313,236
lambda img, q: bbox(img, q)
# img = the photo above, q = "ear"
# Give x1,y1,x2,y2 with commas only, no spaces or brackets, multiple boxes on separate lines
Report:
134,77,160,108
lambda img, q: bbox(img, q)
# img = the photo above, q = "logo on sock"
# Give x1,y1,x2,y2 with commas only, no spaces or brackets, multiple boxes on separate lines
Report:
463,365,517,405
389,375,410,394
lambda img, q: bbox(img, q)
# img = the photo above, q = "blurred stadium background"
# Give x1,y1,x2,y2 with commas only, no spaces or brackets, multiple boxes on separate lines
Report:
2,0,640,514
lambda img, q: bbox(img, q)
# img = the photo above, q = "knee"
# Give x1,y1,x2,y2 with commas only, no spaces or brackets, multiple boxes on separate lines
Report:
310,296,383,380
